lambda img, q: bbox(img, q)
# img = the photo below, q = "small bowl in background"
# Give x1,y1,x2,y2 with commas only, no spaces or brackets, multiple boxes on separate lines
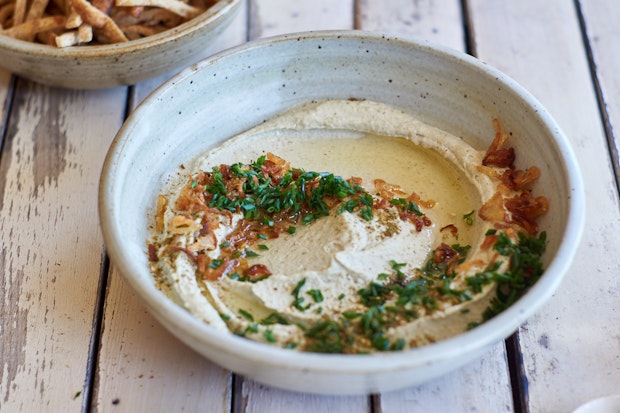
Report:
0,0,241,89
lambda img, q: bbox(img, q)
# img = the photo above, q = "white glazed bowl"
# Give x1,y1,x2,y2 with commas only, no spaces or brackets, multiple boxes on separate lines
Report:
573,395,620,413
0,0,241,89
99,30,585,395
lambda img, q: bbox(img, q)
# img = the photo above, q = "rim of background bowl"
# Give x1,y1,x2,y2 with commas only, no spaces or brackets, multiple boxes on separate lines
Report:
0,0,240,58
100,30,585,378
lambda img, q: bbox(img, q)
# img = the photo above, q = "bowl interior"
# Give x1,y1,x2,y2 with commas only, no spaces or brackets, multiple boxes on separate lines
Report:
100,31,584,394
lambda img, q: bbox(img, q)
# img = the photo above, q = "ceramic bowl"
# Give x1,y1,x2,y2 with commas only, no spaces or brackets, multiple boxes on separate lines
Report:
0,0,241,89
99,31,585,395
573,395,620,413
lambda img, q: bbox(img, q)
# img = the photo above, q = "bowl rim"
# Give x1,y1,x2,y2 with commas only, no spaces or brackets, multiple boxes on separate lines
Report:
100,30,586,377
0,0,240,57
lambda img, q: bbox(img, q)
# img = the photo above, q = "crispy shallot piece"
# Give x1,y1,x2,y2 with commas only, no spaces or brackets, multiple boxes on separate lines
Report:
406,191,435,209
167,245,197,264
479,190,548,236
374,180,435,207
399,208,432,232
373,179,434,230
478,119,549,235
479,165,542,192
262,152,291,183
374,178,407,200
169,215,200,234
175,172,211,213
440,224,458,238
504,191,549,235
500,166,541,191
348,176,363,187
243,264,272,279
187,232,217,253
479,192,506,223
155,194,168,233
433,243,462,274
480,232,498,250
483,118,515,168
147,243,159,262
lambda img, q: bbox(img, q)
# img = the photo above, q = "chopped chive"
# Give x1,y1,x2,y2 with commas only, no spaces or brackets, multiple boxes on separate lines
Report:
377,273,389,280
463,210,475,226
238,309,254,322
307,289,324,303
263,329,276,343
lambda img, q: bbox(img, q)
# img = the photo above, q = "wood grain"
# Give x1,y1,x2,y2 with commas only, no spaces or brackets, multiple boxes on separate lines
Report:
358,1,514,410
93,267,233,412
356,0,465,51
92,3,249,412
1,0,619,411
235,1,369,409
0,83,126,411
248,0,354,40
470,1,620,411
580,0,620,182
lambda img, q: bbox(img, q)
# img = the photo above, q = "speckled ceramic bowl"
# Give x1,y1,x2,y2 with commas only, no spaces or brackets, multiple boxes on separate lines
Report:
99,31,585,395
0,0,241,89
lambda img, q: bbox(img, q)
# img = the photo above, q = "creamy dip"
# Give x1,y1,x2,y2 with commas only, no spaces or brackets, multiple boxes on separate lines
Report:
148,99,549,353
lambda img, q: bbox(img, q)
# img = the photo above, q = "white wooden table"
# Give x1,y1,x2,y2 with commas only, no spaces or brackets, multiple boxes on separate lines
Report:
1,1,619,412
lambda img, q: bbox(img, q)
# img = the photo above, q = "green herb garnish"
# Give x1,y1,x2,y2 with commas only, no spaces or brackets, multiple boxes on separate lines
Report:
463,210,475,225
204,159,375,224
390,198,424,216
298,231,546,353
238,309,254,322
263,329,276,343
307,289,324,303
291,278,311,311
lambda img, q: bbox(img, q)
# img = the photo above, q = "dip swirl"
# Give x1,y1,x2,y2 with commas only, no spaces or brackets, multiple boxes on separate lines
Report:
148,99,549,353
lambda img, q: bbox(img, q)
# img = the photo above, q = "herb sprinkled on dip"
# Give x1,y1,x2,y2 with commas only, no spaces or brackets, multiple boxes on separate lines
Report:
147,99,549,353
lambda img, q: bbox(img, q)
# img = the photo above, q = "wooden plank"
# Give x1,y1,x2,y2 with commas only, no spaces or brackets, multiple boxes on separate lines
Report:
0,70,12,126
356,0,465,51
235,2,369,409
248,0,354,40
91,3,249,413
92,267,233,412
236,384,370,413
580,0,620,181
379,345,513,412
0,83,126,411
469,1,620,411
357,1,514,411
